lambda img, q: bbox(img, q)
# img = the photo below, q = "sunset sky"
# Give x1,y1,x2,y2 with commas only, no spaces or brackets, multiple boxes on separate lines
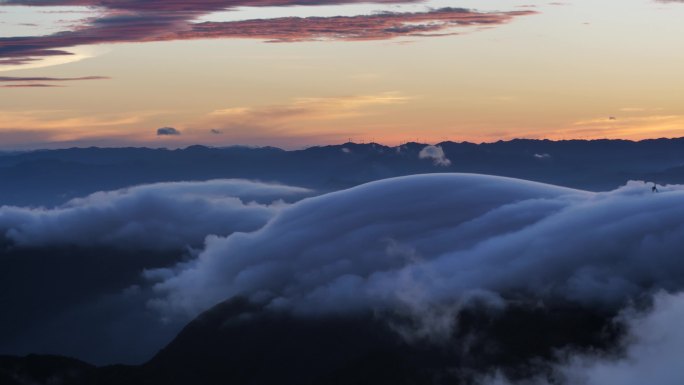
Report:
1,0,684,149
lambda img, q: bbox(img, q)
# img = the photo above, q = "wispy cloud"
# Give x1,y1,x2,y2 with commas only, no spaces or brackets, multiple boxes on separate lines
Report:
210,92,411,120
0,109,158,145
0,75,109,88
194,92,412,145
0,75,109,82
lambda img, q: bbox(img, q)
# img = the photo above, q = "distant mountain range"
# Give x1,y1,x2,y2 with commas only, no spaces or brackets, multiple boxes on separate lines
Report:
2,138,684,206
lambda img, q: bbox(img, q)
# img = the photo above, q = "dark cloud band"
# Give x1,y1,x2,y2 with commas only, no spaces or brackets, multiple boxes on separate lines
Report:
0,1,535,65
1,83,62,88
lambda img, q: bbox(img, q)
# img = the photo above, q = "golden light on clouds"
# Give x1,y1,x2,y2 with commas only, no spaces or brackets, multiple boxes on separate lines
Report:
189,92,413,143
0,109,157,144
210,93,411,120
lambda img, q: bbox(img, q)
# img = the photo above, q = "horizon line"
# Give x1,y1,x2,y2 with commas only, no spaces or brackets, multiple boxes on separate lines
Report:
2,136,684,153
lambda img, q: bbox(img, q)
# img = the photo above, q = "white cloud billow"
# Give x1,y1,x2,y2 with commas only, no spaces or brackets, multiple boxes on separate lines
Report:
148,174,684,327
419,145,452,166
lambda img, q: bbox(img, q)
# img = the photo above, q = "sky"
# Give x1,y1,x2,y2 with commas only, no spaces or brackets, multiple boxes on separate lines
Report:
0,0,683,149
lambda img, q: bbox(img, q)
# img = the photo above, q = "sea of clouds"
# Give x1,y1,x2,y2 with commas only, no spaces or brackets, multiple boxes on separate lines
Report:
3,173,684,380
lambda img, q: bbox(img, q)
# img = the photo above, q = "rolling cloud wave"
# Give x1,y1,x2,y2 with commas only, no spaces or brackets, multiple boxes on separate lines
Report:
0,179,311,250
147,174,684,318
138,173,684,381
